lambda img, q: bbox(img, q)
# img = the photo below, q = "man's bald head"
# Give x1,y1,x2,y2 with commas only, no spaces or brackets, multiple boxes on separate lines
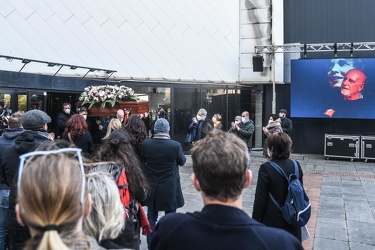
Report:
341,69,366,100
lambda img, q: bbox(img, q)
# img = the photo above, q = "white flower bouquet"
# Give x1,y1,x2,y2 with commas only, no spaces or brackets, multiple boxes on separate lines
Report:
79,85,136,109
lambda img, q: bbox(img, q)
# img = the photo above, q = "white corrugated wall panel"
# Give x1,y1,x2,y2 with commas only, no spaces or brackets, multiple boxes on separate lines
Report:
60,0,91,24
7,12,63,62
110,0,143,28
141,1,178,32
181,0,217,36
8,0,34,19
155,0,189,33
27,0,54,21
128,1,159,31
168,26,209,80
92,1,125,27
75,0,109,25
0,1,15,17
0,19,21,56
198,31,237,80
29,14,84,65
0,12,40,59
166,0,204,35
68,17,124,70
0,0,240,83
42,0,73,23
212,31,238,66
182,28,222,80
196,0,231,37
46,15,101,67
135,23,179,79
100,20,157,78
152,25,193,80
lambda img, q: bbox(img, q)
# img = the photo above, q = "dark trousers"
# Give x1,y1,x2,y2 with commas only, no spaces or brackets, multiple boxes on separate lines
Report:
146,209,176,248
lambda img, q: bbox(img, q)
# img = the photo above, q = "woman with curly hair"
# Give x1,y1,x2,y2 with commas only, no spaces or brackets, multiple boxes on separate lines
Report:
62,114,94,156
123,114,148,159
93,129,151,249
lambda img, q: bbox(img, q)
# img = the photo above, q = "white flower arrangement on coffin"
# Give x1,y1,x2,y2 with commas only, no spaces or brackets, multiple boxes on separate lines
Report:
79,85,136,109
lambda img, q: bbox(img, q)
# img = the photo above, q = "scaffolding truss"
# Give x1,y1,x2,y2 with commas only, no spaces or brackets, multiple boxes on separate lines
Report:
255,42,375,54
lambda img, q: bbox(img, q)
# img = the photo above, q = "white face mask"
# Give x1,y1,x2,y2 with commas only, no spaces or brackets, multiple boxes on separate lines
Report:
196,115,202,121
212,117,217,122
83,115,87,120
279,113,283,118
235,121,240,125
268,119,272,125
241,117,246,123
65,109,71,115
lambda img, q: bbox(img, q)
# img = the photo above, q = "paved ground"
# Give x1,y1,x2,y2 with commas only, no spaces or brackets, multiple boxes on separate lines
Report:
140,151,375,250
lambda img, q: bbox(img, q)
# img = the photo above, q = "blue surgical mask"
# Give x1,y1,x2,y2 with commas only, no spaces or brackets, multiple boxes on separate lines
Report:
279,113,283,118
241,117,246,123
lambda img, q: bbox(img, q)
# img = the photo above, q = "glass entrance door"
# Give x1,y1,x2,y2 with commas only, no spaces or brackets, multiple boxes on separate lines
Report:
27,91,46,111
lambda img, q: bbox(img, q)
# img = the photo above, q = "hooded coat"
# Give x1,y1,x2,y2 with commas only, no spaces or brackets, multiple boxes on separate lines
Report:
2,130,52,240
0,128,23,190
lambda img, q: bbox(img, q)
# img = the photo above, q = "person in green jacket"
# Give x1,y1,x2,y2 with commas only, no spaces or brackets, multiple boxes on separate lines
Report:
229,111,254,169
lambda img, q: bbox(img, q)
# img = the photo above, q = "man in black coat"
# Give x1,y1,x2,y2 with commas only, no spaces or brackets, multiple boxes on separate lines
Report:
56,102,74,138
141,118,186,248
151,130,303,250
188,108,214,144
279,109,292,136
2,109,54,249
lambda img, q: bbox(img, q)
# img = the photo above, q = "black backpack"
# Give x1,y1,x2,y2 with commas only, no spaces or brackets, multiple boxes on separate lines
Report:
268,160,311,227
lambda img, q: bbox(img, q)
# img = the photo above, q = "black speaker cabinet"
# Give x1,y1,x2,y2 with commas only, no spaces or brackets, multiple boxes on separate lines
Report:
324,134,360,161
361,136,375,162
252,55,263,72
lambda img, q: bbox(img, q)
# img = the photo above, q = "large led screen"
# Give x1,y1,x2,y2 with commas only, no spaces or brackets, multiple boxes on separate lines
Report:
291,58,375,119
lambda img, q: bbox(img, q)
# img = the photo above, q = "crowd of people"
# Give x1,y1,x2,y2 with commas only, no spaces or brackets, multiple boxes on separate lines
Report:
0,105,306,250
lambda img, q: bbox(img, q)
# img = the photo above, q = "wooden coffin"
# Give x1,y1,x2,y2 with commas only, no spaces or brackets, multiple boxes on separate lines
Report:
76,100,149,117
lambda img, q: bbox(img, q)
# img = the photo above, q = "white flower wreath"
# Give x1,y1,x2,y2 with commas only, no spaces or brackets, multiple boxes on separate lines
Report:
79,85,136,109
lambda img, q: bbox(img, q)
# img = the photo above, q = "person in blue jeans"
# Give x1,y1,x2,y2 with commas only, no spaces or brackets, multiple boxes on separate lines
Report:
0,111,24,250
0,189,10,249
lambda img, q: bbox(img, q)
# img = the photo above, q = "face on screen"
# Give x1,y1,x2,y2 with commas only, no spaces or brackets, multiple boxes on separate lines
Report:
327,59,355,88
340,69,365,100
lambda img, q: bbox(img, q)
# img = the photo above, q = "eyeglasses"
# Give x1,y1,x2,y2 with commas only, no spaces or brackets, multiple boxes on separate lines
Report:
18,148,85,205
86,161,121,176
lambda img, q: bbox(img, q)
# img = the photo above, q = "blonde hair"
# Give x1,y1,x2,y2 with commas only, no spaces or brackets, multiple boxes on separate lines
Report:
18,151,88,250
83,171,124,242
214,113,222,121
103,119,122,140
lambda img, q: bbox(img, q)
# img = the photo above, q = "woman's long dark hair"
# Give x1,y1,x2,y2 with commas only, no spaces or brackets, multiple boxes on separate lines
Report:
94,129,149,202
123,114,147,157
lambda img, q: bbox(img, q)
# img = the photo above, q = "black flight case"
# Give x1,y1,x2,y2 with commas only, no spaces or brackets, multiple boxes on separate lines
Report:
324,133,360,161
360,136,375,162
